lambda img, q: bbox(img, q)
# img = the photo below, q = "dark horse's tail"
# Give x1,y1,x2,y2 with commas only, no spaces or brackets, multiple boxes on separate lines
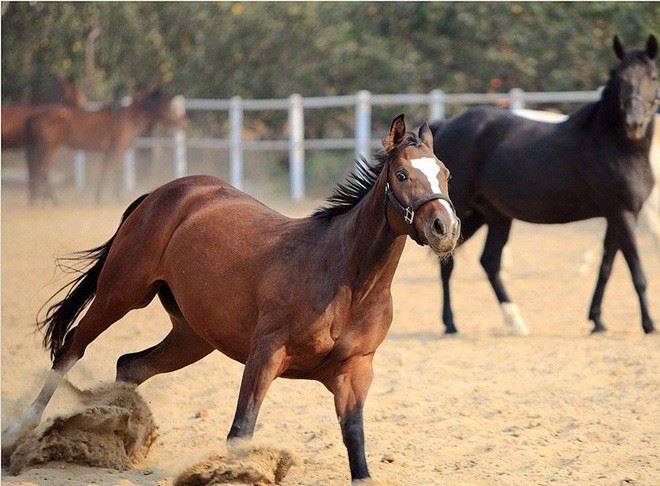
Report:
37,193,150,363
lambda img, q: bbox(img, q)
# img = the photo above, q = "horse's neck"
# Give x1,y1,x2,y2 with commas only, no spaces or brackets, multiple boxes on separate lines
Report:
333,172,406,292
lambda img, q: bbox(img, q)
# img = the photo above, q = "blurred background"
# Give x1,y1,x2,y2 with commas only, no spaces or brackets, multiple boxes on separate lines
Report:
2,2,659,203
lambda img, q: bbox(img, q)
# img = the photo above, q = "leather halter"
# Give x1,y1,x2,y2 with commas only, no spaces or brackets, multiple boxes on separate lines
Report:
384,182,454,225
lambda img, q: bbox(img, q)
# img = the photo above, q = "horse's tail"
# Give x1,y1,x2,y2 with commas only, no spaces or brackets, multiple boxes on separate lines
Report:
37,193,150,363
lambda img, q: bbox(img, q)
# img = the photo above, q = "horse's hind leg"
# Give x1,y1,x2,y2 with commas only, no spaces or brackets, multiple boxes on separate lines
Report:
480,217,529,335
116,315,214,385
2,281,157,453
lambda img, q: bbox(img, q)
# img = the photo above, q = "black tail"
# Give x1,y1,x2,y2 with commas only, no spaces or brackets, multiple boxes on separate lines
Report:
37,193,150,362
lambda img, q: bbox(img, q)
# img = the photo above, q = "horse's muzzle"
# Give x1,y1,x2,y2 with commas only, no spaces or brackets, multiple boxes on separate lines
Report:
423,213,460,256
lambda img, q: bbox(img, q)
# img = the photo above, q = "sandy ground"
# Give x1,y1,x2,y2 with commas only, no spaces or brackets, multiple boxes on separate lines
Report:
2,186,659,485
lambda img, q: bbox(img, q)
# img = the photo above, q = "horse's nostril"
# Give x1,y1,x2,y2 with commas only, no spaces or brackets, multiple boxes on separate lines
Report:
433,218,445,236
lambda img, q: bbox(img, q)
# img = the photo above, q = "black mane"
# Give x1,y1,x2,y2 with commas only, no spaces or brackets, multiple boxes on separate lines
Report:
311,154,386,221
312,132,422,221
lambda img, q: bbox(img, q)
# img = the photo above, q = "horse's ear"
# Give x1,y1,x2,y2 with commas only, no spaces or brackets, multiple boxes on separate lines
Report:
418,122,433,148
613,35,625,60
646,34,658,59
384,114,406,151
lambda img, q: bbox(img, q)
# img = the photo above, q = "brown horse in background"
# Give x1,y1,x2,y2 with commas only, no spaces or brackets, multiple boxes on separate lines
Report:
1,76,87,149
25,87,188,204
3,115,459,481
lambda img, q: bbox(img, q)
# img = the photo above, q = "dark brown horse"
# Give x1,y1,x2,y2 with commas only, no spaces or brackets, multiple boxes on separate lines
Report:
431,35,658,335
3,115,459,482
1,76,87,149
25,87,188,204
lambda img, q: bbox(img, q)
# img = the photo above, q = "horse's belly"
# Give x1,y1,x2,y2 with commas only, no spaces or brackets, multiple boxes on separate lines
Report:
480,162,597,223
488,192,598,223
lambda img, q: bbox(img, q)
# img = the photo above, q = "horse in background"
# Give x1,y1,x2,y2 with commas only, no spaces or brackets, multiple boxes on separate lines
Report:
431,34,658,335
25,87,188,204
1,76,87,149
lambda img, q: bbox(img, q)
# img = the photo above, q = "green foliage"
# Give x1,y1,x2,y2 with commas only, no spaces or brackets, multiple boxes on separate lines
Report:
2,2,658,112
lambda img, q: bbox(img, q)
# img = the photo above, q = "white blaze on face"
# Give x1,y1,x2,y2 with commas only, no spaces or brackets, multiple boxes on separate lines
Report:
410,157,456,221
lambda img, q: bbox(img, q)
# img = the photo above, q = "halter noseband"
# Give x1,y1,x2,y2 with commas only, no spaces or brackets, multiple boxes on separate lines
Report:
384,182,454,226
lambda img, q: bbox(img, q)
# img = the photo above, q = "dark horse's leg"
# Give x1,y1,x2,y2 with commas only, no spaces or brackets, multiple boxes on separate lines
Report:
480,216,529,335
588,225,618,333
227,341,286,440
325,356,374,482
613,212,655,333
440,211,485,333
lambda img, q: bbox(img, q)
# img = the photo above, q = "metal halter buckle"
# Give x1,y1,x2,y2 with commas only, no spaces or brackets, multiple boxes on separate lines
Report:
404,207,415,224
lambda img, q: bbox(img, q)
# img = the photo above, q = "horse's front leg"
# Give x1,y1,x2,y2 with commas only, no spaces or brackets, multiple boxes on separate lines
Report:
613,211,655,334
227,342,286,441
588,225,618,333
326,355,374,483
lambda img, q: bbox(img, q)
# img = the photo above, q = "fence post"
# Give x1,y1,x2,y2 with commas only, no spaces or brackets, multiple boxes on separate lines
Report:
429,89,446,121
288,94,305,202
123,149,136,192
172,95,187,179
74,151,86,191
355,90,371,160
509,88,525,110
229,96,243,190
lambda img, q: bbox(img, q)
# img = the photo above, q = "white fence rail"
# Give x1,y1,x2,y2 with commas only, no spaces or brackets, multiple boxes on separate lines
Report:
75,88,601,201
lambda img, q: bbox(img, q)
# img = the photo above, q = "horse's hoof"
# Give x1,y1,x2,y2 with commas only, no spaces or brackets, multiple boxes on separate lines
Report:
444,328,458,335
590,326,607,334
643,326,656,335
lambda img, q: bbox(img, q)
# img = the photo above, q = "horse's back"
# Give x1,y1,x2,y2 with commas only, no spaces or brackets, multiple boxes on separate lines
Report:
433,107,597,222
432,107,526,214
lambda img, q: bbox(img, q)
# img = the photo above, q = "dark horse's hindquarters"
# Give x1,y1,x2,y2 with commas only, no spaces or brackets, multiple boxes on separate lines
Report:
432,34,658,335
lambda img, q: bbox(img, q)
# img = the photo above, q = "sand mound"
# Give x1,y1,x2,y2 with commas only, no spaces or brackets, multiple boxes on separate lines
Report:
175,445,295,486
8,383,157,475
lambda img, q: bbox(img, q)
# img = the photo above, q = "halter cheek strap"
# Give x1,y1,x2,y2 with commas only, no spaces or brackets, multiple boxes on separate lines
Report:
384,182,455,226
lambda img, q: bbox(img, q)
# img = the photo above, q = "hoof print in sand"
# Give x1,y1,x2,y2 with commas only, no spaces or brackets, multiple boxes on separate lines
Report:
175,446,295,486
8,384,157,475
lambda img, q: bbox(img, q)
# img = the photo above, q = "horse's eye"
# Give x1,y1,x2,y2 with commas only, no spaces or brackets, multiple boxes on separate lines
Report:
396,171,408,182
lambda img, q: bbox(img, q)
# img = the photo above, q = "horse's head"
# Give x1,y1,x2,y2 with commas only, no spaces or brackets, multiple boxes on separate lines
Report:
141,87,190,128
382,114,460,256
611,34,658,140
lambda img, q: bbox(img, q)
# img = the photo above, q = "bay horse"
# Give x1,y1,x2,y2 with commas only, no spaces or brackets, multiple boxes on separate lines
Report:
25,87,187,204
2,115,459,482
1,76,87,149
431,34,658,335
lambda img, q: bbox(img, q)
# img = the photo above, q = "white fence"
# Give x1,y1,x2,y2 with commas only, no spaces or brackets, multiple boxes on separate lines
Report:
77,88,601,201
